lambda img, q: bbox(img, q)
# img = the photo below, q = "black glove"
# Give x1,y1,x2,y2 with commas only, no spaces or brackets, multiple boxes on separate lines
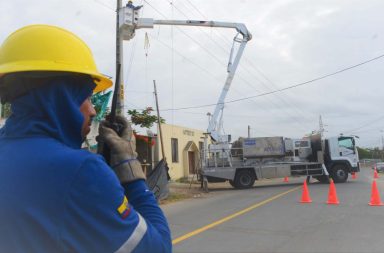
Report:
98,116,145,183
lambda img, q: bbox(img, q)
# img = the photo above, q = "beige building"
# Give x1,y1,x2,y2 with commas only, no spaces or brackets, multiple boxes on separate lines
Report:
156,123,208,180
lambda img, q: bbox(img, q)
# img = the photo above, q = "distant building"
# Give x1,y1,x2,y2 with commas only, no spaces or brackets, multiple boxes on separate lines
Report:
155,124,208,180
82,120,210,180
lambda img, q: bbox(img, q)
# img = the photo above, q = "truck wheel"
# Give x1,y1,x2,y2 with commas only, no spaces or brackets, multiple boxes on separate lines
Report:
331,164,348,183
234,170,255,189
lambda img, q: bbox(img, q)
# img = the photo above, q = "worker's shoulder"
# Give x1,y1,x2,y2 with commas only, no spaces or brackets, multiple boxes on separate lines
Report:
28,137,107,174
56,147,109,177
44,140,116,188
38,138,100,163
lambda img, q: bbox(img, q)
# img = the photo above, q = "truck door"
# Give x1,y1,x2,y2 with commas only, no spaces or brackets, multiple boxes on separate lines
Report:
328,136,359,172
337,137,355,158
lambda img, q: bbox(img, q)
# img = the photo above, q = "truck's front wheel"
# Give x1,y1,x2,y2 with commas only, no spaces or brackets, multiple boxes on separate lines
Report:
234,170,255,189
331,164,348,183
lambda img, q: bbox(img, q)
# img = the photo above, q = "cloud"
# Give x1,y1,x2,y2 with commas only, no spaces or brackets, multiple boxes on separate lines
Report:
1,0,384,147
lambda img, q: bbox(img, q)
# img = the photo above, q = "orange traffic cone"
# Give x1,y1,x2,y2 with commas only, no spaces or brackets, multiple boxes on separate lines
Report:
283,176,289,183
374,169,379,179
300,180,312,203
352,172,357,179
369,180,383,206
327,179,340,205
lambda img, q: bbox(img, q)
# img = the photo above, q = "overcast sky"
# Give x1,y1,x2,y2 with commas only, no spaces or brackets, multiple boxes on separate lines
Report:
1,0,384,148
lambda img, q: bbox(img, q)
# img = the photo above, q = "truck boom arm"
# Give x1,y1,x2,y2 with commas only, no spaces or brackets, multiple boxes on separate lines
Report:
119,6,252,142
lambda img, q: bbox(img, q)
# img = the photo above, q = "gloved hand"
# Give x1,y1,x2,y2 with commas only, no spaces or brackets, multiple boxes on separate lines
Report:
97,115,145,183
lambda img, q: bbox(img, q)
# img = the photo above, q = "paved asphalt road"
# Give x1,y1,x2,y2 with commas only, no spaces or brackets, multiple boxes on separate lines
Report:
162,167,384,253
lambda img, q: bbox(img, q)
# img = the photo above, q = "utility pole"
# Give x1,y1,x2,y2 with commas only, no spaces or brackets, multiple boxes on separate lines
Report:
248,125,250,138
116,0,124,114
154,80,166,162
319,115,325,137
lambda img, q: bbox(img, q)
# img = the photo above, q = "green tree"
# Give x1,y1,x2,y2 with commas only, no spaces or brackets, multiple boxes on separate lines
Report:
357,146,384,160
357,146,371,159
127,107,165,129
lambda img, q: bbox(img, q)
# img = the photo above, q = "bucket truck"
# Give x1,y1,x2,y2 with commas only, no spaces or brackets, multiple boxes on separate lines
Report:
119,4,360,192
201,133,359,189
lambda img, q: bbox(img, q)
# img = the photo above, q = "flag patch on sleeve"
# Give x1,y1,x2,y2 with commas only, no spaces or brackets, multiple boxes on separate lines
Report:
117,196,131,219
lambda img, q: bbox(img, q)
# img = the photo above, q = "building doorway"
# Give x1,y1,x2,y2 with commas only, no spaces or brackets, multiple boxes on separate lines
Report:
183,141,199,177
188,151,196,174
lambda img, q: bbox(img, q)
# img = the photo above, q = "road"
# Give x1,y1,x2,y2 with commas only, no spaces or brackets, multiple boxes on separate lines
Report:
162,167,384,253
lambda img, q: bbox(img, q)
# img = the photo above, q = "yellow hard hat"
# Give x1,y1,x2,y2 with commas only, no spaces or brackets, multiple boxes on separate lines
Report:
0,25,112,93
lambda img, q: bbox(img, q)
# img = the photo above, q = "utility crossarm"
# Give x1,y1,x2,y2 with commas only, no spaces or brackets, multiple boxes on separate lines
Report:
119,6,252,142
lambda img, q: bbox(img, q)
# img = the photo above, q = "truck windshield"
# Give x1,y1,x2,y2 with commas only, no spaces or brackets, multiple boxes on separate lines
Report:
338,137,354,150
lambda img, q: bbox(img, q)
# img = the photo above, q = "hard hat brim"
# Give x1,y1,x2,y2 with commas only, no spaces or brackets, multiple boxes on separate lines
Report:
0,61,112,93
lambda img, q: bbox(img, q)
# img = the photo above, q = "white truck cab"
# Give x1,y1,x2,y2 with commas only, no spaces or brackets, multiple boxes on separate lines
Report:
324,135,359,183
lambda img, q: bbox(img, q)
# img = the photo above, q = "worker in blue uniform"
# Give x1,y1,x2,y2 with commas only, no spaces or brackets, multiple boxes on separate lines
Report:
0,25,172,253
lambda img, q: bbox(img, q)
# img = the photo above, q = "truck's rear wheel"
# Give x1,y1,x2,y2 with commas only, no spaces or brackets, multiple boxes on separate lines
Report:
331,164,348,183
234,170,255,189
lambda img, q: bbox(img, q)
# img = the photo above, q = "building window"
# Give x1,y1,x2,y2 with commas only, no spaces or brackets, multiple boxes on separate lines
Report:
171,138,179,163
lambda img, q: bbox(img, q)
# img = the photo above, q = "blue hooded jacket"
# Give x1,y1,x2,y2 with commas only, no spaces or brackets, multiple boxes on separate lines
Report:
0,76,171,253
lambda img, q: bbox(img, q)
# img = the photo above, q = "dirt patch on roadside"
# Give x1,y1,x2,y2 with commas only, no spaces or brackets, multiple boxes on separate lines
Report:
159,182,206,205
159,181,233,205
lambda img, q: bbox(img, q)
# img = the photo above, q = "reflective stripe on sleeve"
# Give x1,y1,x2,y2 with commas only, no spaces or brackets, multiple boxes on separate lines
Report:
115,213,148,253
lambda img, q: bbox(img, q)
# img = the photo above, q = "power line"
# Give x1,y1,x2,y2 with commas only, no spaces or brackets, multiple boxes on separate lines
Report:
94,0,308,128
149,35,222,83
344,114,384,134
164,0,263,92
184,0,209,20
349,126,384,135
92,0,115,11
240,59,316,121
161,53,384,111
182,1,318,123
144,0,259,91
165,0,230,53
148,35,296,127
179,0,315,126
142,0,164,17
96,0,384,133
162,110,279,136
180,1,340,126
145,0,311,130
